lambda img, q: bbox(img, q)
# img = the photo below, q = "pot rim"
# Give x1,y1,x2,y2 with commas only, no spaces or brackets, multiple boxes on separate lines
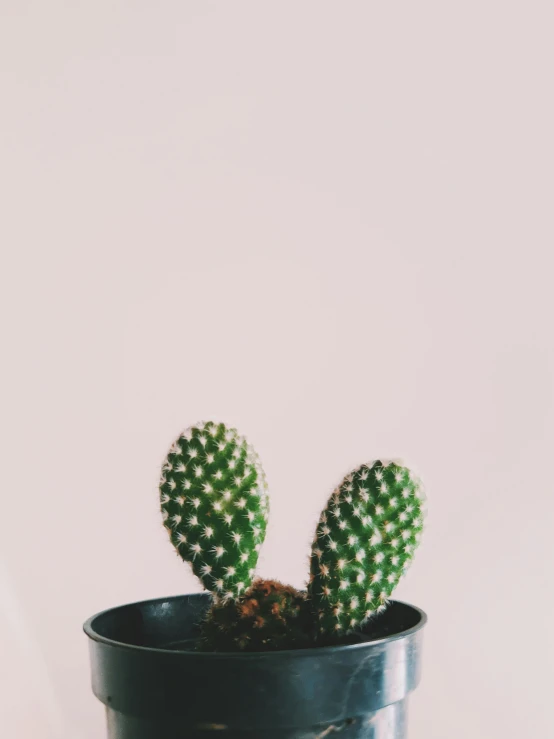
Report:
83,593,427,659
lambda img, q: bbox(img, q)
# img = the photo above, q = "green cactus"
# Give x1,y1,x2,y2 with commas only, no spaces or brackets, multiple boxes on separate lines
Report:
160,421,269,601
309,459,425,638
160,422,426,652
198,578,314,652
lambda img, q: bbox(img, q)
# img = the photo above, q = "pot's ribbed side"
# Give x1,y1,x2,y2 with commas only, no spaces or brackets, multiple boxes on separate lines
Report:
105,700,407,738
84,594,426,739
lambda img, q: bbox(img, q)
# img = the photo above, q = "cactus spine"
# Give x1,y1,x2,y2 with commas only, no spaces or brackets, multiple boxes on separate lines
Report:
160,421,269,601
309,460,425,637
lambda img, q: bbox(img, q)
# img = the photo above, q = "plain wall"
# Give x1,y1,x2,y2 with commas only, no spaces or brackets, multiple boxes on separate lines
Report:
1,2,553,737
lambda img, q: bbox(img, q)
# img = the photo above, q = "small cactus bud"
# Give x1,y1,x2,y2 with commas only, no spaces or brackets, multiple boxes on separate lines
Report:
198,579,314,652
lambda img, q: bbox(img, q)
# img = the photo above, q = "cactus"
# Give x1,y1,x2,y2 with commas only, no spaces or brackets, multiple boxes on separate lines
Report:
198,578,313,652
159,421,269,601
309,460,425,638
159,421,426,652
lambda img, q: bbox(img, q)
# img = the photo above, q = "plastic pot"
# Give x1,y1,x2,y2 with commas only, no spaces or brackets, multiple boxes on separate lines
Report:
84,593,426,738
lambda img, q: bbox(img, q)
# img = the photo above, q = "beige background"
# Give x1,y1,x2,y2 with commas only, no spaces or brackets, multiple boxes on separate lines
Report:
1,2,553,737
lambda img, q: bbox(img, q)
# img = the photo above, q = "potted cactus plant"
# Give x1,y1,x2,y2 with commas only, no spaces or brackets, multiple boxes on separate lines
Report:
84,421,427,738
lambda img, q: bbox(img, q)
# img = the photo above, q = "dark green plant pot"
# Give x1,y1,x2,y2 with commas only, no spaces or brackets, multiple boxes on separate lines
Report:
84,594,426,738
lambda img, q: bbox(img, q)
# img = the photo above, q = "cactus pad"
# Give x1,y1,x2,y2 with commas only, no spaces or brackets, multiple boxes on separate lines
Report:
309,460,425,637
160,421,269,600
